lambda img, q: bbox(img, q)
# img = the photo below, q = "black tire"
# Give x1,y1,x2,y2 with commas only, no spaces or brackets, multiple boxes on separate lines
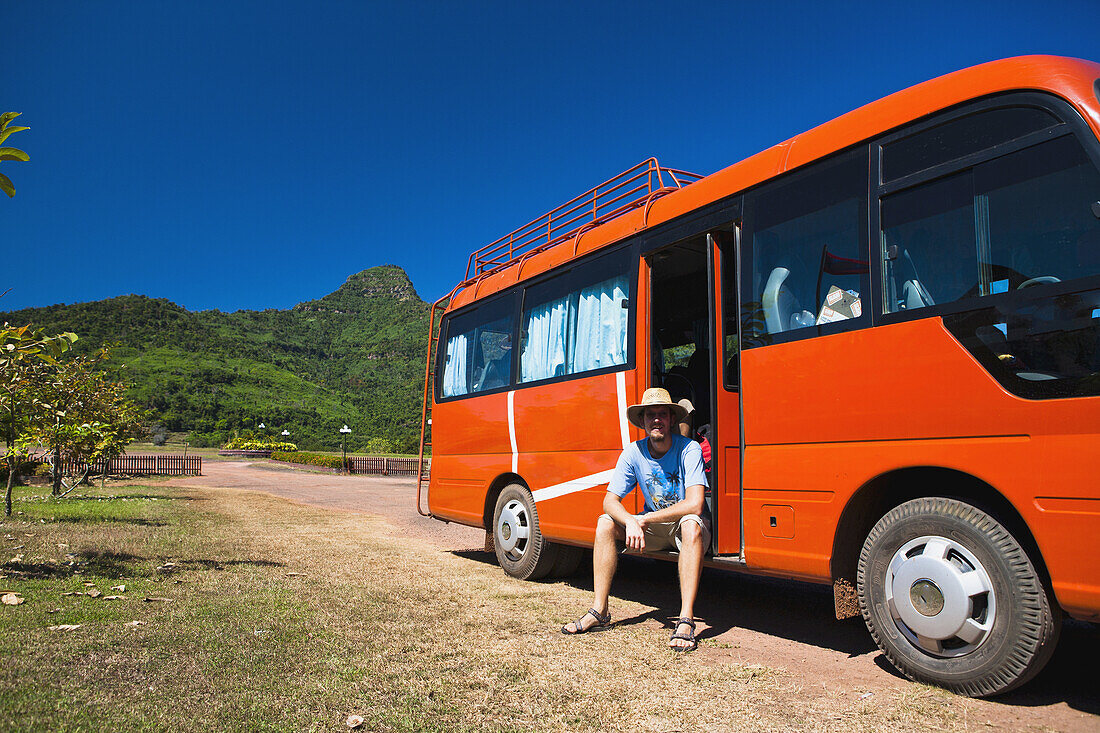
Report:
492,484,558,580
857,497,1061,697
548,543,585,578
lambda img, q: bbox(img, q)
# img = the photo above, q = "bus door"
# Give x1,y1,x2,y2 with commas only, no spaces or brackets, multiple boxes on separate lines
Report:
647,228,741,557
710,229,742,556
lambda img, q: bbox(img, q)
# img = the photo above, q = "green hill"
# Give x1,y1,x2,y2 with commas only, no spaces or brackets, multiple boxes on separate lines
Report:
0,265,431,453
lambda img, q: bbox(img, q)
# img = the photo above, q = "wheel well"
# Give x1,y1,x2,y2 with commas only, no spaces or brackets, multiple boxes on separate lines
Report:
482,473,525,530
831,467,1050,587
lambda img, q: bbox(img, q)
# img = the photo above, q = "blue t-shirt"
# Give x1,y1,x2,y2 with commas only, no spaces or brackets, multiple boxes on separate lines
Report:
607,435,708,514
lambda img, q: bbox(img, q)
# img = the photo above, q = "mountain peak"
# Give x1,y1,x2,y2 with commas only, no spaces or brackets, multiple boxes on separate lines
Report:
293,265,423,314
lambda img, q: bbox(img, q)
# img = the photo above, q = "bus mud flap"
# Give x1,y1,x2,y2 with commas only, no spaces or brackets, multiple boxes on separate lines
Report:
834,577,860,619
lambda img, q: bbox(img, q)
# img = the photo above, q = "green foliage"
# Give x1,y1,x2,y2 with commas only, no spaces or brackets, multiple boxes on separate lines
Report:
364,436,419,455
185,431,222,448
1,324,78,512
0,111,30,198
18,344,148,477
270,450,343,469
0,266,431,453
0,458,43,482
223,437,297,451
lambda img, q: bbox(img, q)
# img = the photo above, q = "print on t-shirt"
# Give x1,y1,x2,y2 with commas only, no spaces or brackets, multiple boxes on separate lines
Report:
645,467,682,510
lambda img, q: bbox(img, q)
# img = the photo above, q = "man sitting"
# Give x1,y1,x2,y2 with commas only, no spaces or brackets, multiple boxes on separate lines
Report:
561,387,710,651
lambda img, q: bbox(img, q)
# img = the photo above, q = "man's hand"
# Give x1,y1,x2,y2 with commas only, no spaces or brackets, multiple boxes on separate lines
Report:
624,515,646,552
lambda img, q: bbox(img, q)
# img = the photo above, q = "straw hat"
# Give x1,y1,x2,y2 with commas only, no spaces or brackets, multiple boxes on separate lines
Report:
626,387,688,429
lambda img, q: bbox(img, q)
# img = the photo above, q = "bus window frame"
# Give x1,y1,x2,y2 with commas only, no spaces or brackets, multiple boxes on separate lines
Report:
635,196,742,391
870,91,1100,329
514,244,640,388
434,289,521,403
435,241,642,402
737,145,874,349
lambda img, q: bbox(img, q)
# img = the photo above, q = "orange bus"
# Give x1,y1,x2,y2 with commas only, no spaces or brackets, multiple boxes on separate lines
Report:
416,55,1100,696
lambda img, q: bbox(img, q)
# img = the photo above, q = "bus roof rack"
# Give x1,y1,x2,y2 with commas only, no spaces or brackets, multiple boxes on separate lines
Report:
464,157,704,282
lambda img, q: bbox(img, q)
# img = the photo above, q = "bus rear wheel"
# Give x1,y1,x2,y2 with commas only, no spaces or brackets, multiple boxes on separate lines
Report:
857,497,1060,697
548,543,585,578
492,484,558,580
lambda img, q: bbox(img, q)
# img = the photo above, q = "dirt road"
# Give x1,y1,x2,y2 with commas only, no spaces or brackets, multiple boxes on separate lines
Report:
171,460,1099,731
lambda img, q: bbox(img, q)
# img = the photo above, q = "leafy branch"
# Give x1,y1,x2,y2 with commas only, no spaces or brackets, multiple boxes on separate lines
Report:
0,112,30,198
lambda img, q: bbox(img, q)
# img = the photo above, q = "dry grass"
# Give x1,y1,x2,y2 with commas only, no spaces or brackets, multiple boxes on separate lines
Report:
0,481,994,732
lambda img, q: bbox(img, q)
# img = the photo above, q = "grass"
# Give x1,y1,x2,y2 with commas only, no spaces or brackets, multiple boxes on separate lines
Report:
0,481,977,732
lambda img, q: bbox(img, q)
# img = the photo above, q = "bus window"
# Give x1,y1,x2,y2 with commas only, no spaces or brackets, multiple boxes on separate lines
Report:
882,106,1059,182
944,287,1100,399
518,252,631,383
439,298,515,398
742,149,870,343
881,133,1100,313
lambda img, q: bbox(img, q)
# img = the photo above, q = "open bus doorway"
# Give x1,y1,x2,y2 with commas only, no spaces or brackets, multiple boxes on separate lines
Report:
648,233,732,556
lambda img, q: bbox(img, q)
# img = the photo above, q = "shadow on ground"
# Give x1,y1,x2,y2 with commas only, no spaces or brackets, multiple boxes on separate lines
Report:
452,548,1099,714
59,494,201,502
2,552,285,580
48,517,170,527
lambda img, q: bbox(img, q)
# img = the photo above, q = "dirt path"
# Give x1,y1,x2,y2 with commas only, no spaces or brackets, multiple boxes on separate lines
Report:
170,460,1100,731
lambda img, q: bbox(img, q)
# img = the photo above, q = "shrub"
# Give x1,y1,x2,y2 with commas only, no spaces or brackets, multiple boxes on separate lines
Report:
223,437,298,452
149,422,169,446
365,437,396,455
271,451,344,470
188,431,226,448
0,459,44,482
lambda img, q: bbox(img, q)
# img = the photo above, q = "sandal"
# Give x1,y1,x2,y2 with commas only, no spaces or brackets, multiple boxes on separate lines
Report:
561,607,612,635
669,617,697,652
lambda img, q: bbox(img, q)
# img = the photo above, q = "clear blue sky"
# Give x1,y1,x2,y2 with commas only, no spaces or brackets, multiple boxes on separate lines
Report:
4,0,1100,312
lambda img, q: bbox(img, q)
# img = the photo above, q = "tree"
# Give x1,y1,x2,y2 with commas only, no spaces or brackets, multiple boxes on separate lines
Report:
0,324,76,515
21,344,147,495
0,112,30,198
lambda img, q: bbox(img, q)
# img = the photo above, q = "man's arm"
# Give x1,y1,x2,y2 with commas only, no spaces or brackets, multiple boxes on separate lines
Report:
602,490,646,551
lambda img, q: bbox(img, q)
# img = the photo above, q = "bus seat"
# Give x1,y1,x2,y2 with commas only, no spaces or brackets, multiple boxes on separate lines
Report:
902,279,934,309
762,267,794,333
790,310,815,329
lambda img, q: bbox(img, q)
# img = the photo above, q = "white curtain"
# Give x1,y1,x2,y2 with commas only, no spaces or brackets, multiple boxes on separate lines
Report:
518,272,629,384
520,297,569,382
570,275,628,372
441,333,468,397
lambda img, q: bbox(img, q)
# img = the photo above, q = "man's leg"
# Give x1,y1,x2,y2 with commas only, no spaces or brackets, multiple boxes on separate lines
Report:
563,514,622,633
671,519,705,649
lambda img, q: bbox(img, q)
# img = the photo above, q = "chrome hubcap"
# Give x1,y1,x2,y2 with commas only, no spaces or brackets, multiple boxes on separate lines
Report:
885,536,996,657
496,499,530,561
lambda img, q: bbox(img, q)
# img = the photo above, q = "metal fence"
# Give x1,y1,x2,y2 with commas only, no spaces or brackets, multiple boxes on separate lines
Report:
347,456,427,477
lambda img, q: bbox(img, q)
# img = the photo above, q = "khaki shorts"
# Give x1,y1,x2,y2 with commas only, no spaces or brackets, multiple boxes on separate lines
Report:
607,513,712,552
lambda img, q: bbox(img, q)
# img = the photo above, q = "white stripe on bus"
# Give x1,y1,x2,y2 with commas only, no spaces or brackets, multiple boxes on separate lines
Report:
532,468,616,503
527,372,629,503
616,370,630,449
508,390,518,473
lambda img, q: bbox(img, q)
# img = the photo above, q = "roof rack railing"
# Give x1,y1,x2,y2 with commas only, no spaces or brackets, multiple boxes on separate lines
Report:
464,157,703,282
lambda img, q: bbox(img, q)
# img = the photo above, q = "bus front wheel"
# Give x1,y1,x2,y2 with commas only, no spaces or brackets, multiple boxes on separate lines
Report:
857,497,1060,697
492,484,558,580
